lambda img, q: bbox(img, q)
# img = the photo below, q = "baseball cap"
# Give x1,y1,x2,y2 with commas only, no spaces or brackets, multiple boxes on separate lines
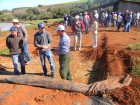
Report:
126,10,129,13
13,19,19,23
94,10,97,13
75,15,80,19
10,26,18,32
79,13,82,16
118,11,121,15
55,25,65,32
38,23,45,28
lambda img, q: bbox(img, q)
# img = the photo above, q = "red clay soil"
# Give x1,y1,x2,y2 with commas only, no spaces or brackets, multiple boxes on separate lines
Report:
0,23,140,105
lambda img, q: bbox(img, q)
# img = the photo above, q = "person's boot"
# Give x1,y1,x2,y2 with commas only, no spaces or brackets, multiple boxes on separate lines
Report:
21,66,26,74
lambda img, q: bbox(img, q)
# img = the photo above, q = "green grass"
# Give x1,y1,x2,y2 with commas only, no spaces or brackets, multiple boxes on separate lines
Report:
130,57,140,77
125,43,140,50
25,18,62,29
0,31,9,39
0,48,9,55
64,0,88,4
124,0,140,3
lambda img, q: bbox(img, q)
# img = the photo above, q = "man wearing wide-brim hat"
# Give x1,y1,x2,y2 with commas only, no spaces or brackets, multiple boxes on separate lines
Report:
12,19,31,65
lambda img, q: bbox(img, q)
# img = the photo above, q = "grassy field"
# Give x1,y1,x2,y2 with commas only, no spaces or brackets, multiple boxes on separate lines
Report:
64,0,88,4
0,48,9,55
123,0,140,3
125,43,140,77
25,18,62,29
125,43,140,50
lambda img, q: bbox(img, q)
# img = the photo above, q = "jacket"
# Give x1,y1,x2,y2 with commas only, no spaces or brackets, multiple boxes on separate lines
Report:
6,34,24,54
71,21,84,33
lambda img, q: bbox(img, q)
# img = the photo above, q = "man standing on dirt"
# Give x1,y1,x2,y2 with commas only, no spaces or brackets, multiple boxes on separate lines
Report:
12,19,31,65
124,10,132,32
34,23,55,77
6,26,25,75
71,15,84,51
53,25,72,81
83,11,90,34
91,16,98,48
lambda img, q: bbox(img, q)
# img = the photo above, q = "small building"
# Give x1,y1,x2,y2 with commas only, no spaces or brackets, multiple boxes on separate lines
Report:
119,0,140,12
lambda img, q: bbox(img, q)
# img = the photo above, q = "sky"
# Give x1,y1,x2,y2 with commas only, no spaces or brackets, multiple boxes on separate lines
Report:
0,0,79,10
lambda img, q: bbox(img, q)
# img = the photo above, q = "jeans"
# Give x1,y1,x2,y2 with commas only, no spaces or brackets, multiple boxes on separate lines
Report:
113,20,117,26
93,34,97,47
106,21,111,27
74,32,82,50
24,40,31,61
84,22,89,33
117,22,122,30
11,53,25,75
124,22,131,32
135,20,139,27
64,21,68,26
39,49,55,75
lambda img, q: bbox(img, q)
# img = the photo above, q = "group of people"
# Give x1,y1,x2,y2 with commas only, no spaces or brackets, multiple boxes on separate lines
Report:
6,9,139,80
6,19,31,75
6,10,100,80
99,10,140,32
6,19,73,81
64,10,99,50
64,9,140,32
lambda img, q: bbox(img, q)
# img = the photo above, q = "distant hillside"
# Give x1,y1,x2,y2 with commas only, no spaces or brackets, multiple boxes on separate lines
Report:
0,0,117,22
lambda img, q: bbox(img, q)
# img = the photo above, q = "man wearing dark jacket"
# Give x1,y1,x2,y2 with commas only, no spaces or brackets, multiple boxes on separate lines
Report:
6,26,25,75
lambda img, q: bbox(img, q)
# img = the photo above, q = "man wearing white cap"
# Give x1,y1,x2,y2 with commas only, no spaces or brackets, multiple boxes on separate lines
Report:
53,25,72,80
71,15,84,51
12,19,31,65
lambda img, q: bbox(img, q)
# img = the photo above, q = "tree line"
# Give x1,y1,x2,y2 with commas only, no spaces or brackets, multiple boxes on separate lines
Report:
0,0,117,22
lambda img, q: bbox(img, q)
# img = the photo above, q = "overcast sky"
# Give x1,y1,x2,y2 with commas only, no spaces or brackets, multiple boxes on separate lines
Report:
0,0,79,10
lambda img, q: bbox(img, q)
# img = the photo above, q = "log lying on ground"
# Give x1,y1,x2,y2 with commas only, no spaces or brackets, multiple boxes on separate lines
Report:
0,74,132,95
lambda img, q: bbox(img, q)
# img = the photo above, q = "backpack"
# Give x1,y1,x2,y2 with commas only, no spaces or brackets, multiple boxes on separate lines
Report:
17,26,25,38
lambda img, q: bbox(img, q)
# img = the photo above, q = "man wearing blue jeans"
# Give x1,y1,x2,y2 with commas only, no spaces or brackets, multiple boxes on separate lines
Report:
6,26,25,75
13,19,31,65
124,11,132,32
34,23,55,77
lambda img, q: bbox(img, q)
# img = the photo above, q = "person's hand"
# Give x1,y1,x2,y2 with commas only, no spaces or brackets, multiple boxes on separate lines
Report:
53,51,59,56
41,48,47,52
42,45,48,49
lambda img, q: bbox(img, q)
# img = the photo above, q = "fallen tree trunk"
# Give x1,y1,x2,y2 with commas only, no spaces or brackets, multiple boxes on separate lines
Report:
0,74,132,95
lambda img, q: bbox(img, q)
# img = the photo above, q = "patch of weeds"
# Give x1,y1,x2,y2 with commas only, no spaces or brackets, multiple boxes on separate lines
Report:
0,48,9,55
125,43,140,50
130,57,140,77
0,31,9,39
